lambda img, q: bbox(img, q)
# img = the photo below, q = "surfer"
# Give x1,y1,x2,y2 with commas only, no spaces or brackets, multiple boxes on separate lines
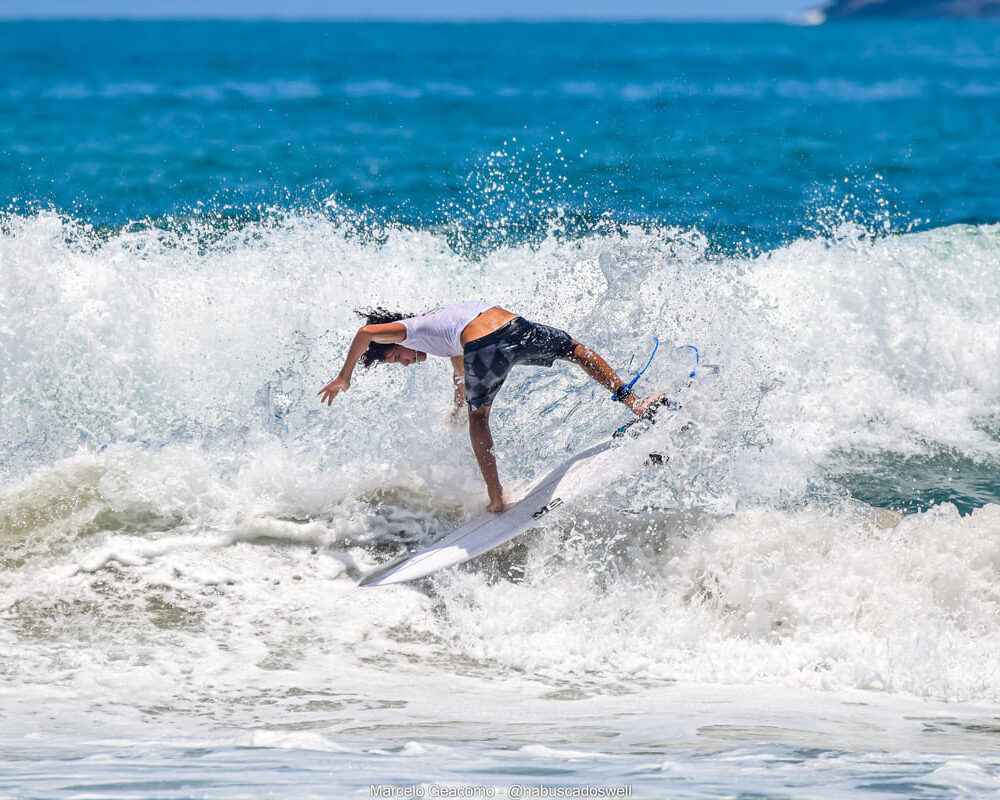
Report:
319,302,662,513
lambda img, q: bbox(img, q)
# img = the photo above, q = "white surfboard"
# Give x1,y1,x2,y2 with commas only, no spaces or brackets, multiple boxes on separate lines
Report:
359,439,618,587
358,344,698,588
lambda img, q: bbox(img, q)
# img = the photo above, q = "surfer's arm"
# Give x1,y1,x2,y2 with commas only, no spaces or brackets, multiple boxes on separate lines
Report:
449,355,466,418
318,322,406,405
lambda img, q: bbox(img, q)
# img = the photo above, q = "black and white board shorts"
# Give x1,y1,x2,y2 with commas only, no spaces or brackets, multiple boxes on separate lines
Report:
463,317,576,410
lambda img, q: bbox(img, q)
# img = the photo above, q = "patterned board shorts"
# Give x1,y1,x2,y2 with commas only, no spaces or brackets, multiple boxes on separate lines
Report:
463,316,576,410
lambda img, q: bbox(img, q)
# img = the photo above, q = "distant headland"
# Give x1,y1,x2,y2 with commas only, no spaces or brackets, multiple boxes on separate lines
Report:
820,0,1000,19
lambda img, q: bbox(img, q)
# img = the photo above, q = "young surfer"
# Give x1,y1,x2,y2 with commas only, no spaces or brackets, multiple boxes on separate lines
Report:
319,302,661,513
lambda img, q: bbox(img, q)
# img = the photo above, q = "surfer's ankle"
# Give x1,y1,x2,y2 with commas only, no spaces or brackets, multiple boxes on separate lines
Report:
486,485,505,511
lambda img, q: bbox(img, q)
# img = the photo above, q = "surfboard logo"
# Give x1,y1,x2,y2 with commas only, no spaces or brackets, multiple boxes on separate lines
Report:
532,498,564,519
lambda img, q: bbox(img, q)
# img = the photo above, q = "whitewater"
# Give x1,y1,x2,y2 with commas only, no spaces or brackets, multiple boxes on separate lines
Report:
2,209,998,797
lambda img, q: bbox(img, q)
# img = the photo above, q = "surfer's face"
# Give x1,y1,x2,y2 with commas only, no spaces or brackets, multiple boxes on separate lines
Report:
384,345,424,366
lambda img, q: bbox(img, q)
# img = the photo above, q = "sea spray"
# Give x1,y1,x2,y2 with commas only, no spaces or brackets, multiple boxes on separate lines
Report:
2,212,999,725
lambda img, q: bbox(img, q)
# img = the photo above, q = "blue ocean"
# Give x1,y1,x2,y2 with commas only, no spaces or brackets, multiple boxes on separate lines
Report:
2,20,999,799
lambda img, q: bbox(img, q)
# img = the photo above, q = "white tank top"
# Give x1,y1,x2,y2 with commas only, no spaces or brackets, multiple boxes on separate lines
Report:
400,301,492,357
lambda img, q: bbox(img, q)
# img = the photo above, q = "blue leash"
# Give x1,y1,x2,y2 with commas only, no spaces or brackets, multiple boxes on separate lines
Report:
664,344,700,408
611,343,699,438
612,337,660,402
682,344,699,379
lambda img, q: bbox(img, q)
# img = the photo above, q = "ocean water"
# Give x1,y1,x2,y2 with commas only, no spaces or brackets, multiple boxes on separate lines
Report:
2,20,1000,800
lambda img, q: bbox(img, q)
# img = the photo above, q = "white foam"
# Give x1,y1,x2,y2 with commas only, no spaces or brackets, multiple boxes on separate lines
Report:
237,730,355,752
519,745,616,760
2,212,1000,747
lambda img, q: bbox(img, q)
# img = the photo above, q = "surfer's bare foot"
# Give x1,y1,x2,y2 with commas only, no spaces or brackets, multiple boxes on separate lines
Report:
631,392,669,416
487,495,506,513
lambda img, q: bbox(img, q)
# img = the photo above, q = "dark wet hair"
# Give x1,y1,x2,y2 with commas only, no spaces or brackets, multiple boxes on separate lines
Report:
355,307,414,367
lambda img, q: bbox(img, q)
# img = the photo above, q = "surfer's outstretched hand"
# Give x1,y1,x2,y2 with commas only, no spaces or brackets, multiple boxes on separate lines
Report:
318,375,350,405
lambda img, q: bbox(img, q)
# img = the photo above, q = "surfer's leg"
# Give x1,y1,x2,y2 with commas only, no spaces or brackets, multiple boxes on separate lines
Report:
468,405,505,513
563,342,658,416
563,342,622,393
462,330,514,512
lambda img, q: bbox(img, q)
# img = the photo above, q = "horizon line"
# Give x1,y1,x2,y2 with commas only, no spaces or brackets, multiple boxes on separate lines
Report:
0,13,820,24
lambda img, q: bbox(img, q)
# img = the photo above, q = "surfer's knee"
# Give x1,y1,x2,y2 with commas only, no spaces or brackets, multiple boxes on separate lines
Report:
468,404,491,423
468,406,493,448
562,341,587,363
